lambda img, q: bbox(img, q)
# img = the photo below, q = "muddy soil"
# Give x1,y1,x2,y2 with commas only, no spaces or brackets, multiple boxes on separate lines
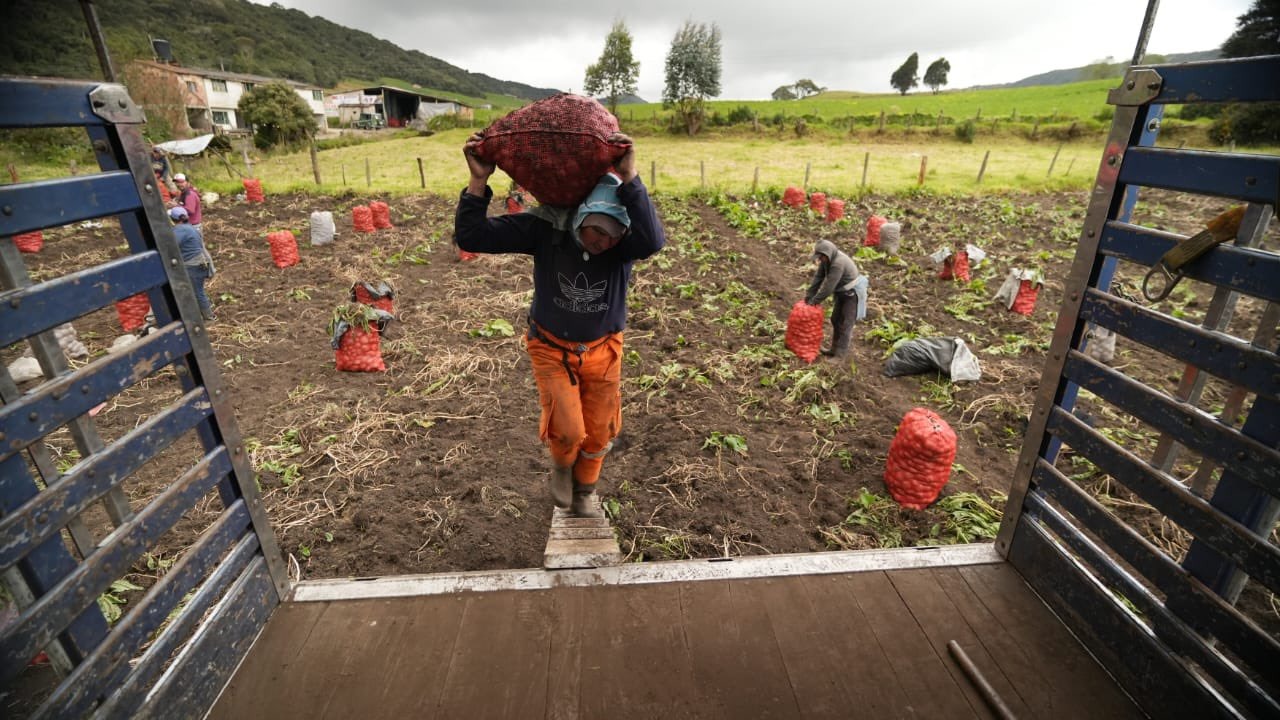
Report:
8,184,1277,640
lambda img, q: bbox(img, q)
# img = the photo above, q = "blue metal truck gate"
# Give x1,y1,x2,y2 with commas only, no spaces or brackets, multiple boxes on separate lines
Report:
0,78,287,719
995,55,1280,719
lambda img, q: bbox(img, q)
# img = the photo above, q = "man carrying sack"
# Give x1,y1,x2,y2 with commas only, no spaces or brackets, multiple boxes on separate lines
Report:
455,132,666,518
806,239,867,359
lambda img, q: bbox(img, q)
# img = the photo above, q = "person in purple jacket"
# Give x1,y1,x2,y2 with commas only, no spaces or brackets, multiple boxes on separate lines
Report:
455,132,665,518
170,173,203,230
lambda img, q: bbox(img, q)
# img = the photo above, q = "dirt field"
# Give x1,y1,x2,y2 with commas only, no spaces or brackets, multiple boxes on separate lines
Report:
10,183,1277,639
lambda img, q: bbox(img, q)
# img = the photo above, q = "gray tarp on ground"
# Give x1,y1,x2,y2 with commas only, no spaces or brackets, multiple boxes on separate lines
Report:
883,337,982,381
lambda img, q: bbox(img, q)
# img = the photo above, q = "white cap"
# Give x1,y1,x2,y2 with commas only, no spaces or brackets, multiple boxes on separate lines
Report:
173,173,187,182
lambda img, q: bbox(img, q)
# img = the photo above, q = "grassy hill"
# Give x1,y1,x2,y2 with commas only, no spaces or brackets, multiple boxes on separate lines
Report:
0,0,558,99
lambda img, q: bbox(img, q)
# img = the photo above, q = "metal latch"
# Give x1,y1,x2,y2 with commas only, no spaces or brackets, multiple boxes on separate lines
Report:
1142,206,1246,301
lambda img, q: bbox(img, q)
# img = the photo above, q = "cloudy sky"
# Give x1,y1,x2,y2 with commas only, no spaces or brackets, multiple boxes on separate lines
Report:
260,0,1251,100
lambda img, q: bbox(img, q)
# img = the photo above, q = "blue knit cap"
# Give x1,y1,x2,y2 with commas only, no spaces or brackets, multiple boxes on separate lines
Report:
572,172,630,249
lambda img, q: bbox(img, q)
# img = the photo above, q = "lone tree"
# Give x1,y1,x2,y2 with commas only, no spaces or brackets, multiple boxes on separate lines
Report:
662,20,722,135
890,52,920,95
923,58,950,94
238,82,315,150
583,21,641,116
792,79,824,98
772,85,797,101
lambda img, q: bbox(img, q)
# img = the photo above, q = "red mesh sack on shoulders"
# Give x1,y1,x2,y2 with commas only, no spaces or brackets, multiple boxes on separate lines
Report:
266,230,300,268
785,301,824,364
474,94,626,207
884,408,956,510
809,192,827,215
826,199,845,223
865,215,887,246
782,186,806,208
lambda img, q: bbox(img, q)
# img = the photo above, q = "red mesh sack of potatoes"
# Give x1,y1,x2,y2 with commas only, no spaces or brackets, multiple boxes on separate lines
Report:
334,325,385,372
809,192,827,215
266,230,300,268
158,182,172,203
457,247,479,262
865,215,887,246
782,186,806,208
939,251,970,282
352,206,375,233
784,300,824,364
243,178,265,203
826,199,845,223
13,231,43,253
115,293,151,332
884,408,957,510
370,201,393,230
351,281,395,314
473,94,627,207
1012,280,1040,315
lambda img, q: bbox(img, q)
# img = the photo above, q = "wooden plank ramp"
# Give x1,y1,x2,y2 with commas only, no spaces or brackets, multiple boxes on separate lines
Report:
209,555,1144,719
543,500,622,569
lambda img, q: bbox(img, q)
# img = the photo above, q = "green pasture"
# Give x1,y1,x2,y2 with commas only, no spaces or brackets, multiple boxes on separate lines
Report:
168,129,1103,199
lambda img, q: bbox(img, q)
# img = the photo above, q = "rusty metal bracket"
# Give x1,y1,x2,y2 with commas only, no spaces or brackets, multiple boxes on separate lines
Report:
88,83,146,124
1107,68,1164,106
1142,205,1246,301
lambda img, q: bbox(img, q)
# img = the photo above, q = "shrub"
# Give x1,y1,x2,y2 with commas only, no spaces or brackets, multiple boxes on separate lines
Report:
954,120,976,144
1208,103,1280,144
726,105,755,125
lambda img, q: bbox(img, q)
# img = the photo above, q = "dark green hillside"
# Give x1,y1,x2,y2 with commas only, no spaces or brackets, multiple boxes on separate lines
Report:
0,0,558,99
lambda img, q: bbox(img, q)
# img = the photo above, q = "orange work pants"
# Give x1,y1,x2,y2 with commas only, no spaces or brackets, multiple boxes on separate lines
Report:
527,329,623,487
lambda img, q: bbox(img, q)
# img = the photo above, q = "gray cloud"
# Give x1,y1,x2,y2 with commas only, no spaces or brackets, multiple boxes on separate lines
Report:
264,0,1247,99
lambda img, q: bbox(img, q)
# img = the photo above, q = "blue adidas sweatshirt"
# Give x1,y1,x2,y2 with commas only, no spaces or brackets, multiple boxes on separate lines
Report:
454,177,665,343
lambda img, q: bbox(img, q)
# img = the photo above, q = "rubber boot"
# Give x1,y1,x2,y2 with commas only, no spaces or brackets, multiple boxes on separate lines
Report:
569,482,605,519
549,465,573,509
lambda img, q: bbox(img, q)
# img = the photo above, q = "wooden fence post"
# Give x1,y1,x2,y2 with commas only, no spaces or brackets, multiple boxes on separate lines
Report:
1065,158,1076,176
977,150,990,184
935,111,943,131
241,144,253,176
650,160,656,189
341,163,346,186
918,156,928,185
700,160,705,188
1047,144,1063,177
976,107,982,120
69,159,78,175
752,167,759,195
878,110,885,132
861,151,870,187
804,162,811,190
417,158,425,189
365,157,371,188
1032,119,1041,139
309,142,322,185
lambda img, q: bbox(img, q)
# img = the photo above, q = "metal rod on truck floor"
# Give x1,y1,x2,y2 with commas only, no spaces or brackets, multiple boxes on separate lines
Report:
948,640,1018,720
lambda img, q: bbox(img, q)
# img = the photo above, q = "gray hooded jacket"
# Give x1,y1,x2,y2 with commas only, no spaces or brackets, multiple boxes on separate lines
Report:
806,239,861,303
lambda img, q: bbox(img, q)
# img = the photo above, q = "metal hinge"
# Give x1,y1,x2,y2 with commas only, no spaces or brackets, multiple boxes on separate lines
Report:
1106,68,1164,106
89,83,146,124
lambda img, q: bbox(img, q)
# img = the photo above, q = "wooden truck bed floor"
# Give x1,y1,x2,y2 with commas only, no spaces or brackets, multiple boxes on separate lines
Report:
209,553,1141,719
